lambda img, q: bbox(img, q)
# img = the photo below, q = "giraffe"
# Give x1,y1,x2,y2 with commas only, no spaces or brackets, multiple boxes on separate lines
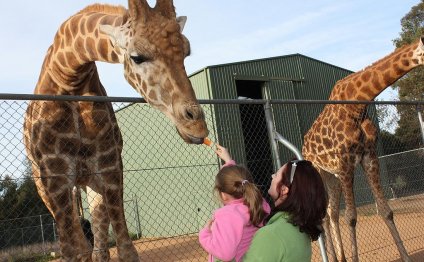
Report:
23,1,208,261
302,37,424,262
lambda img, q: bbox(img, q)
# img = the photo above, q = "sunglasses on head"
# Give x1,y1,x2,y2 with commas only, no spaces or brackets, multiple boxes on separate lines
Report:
270,160,310,184
289,160,310,184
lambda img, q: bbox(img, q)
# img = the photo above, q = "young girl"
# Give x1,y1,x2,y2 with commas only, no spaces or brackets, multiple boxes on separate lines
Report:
199,145,271,262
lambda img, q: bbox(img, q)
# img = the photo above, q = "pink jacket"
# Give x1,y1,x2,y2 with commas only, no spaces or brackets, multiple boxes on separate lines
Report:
199,160,271,262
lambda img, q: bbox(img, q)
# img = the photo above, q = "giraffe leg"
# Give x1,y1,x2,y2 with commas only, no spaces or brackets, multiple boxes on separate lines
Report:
322,171,345,262
86,186,111,262
103,182,139,262
42,183,78,261
33,169,85,261
71,187,94,262
361,152,410,262
88,168,139,262
71,188,93,262
339,171,358,262
322,214,337,262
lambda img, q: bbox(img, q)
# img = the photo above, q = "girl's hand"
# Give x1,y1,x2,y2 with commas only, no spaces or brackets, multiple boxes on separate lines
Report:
215,144,232,163
206,218,214,230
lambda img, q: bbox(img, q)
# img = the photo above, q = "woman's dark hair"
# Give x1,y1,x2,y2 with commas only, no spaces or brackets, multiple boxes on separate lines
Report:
215,165,267,227
269,160,328,241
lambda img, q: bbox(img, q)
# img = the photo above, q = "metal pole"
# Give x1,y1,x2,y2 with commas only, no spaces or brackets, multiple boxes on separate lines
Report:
132,196,139,239
417,105,424,145
263,100,282,169
40,215,46,254
134,194,142,238
53,221,57,242
274,132,303,160
263,101,328,262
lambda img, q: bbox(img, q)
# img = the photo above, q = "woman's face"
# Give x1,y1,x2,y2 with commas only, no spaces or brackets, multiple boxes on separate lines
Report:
268,164,287,203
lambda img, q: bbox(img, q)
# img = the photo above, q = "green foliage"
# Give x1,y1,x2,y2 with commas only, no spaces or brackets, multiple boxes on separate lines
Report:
0,175,18,220
0,159,49,221
393,175,407,191
393,0,424,47
389,1,424,150
379,130,408,155
0,158,53,249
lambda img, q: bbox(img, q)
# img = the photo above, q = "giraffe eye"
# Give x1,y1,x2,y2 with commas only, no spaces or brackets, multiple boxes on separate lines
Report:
130,55,148,64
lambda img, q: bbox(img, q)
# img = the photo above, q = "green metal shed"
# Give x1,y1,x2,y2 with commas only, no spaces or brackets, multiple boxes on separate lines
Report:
84,53,389,238
190,53,388,205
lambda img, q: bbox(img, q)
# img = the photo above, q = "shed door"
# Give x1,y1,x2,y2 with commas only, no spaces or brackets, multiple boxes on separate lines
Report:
235,80,273,199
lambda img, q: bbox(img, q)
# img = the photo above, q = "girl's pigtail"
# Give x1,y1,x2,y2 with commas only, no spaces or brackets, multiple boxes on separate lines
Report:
242,182,267,227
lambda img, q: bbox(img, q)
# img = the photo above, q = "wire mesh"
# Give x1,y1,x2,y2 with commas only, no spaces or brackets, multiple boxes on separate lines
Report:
0,97,423,261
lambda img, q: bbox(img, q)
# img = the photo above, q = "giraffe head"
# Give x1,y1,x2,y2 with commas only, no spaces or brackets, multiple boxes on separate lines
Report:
100,0,208,144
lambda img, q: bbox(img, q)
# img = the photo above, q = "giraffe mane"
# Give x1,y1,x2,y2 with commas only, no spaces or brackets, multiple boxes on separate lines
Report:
77,3,128,16
357,43,412,75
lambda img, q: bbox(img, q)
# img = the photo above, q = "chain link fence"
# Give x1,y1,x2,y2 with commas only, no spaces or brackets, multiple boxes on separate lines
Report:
0,96,423,261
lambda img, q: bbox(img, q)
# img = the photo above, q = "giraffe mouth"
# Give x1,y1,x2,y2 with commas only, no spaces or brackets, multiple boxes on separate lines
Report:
185,134,204,144
176,127,206,144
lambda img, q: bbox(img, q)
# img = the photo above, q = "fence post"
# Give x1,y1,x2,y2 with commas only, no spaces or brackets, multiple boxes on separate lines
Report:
417,105,424,145
133,194,142,239
53,221,57,242
263,101,328,262
21,228,24,251
40,215,46,254
263,100,282,169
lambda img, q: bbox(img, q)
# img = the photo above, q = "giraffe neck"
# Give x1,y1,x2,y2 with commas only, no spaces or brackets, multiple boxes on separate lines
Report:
35,6,127,95
329,37,424,101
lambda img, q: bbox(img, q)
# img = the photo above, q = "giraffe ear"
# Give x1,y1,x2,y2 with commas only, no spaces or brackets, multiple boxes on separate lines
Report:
176,16,187,33
100,24,127,49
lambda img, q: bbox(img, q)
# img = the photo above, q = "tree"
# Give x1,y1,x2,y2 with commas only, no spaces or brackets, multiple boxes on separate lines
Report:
0,175,18,220
392,0,424,150
0,158,50,220
15,159,50,217
0,159,53,247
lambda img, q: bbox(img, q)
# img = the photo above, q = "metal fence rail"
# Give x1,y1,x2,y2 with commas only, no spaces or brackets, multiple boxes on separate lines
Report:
0,95,423,261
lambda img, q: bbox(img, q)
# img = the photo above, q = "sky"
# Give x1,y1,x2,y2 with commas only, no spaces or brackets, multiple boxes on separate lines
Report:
0,0,420,100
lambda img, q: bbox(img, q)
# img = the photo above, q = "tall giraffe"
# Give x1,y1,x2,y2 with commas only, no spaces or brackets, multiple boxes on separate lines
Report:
302,37,424,262
23,1,208,261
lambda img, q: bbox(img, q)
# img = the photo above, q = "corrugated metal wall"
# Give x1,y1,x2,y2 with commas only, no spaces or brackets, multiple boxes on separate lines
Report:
113,104,219,237
192,54,355,166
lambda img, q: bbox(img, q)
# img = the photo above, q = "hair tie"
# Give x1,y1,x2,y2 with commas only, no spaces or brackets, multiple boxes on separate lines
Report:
241,180,249,186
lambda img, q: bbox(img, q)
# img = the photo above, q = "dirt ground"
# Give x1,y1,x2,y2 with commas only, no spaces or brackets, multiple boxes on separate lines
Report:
52,193,424,261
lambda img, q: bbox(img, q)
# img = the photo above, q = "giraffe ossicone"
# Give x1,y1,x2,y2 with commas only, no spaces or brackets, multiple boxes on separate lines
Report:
24,0,208,261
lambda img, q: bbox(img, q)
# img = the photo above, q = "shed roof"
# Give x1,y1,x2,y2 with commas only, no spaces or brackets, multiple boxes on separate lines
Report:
189,53,353,77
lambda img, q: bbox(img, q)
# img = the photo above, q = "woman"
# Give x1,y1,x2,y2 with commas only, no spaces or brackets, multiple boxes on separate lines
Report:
243,160,328,262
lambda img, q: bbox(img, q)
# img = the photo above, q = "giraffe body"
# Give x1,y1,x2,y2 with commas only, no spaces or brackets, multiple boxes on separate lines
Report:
302,37,424,262
24,1,208,261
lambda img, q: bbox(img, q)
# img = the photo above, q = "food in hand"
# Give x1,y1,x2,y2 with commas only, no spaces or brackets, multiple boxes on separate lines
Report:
203,137,214,147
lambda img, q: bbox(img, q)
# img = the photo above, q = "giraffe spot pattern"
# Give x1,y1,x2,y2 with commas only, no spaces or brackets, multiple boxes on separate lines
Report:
58,138,80,156
85,38,97,60
46,158,69,174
